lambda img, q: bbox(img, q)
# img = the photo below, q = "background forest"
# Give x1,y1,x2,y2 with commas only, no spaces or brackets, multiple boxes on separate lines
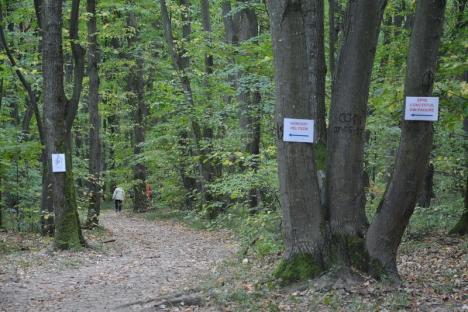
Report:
0,0,466,283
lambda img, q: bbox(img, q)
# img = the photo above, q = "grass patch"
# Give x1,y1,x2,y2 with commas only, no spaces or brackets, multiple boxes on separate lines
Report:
0,240,21,255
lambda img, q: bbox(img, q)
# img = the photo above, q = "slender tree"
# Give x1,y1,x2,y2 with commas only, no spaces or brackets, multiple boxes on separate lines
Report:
367,0,447,278
236,0,262,208
85,0,102,226
160,0,209,206
126,5,149,212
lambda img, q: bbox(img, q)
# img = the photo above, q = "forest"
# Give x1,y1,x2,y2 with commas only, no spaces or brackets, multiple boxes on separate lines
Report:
0,0,466,311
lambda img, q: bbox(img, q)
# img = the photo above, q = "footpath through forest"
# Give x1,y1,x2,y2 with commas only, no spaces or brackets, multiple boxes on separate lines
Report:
0,211,237,311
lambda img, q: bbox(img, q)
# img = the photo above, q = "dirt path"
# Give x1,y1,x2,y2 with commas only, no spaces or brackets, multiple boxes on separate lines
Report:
0,211,237,311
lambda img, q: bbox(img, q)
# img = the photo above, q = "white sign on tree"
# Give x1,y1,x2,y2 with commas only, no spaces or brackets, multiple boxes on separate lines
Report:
404,97,439,121
51,154,66,173
283,118,315,143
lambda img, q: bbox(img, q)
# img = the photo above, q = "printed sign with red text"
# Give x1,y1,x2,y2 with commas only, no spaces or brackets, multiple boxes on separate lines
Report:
404,97,439,121
283,118,315,143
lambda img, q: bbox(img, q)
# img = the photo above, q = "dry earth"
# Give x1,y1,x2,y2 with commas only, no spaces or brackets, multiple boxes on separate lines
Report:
0,211,237,312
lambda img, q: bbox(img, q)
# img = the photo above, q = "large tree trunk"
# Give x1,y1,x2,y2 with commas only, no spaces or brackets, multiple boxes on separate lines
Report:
366,0,446,278
42,0,85,249
86,0,102,226
325,0,387,269
267,0,325,272
127,8,149,213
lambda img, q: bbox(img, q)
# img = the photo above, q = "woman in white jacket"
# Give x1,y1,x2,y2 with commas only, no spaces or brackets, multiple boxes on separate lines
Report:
112,186,125,212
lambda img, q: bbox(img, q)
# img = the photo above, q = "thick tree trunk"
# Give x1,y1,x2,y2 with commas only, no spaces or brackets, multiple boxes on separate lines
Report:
86,0,102,226
325,0,387,268
127,9,149,213
268,0,325,269
42,0,85,249
366,0,446,277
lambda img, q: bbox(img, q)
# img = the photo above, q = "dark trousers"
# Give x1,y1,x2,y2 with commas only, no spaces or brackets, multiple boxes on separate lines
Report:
114,200,122,212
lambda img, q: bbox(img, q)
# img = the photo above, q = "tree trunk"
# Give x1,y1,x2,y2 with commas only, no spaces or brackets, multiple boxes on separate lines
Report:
199,0,220,213
267,0,325,276
310,0,326,145
236,1,261,209
1,1,53,234
86,0,102,226
366,0,446,278
328,0,336,82
222,0,238,44
325,0,387,269
160,0,208,206
127,8,149,213
42,0,85,249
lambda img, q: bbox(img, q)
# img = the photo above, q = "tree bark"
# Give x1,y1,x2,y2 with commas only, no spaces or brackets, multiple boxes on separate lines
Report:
310,0,326,145
328,0,336,81
325,0,387,268
86,0,102,226
42,0,85,249
417,163,434,208
267,0,325,265
366,0,446,278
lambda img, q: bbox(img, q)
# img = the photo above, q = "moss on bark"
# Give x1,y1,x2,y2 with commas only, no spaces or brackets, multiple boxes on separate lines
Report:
274,254,323,285
54,162,85,250
328,233,369,272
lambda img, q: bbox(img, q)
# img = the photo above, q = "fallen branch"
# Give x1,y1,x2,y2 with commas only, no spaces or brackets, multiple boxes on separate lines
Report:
116,290,203,309
101,239,116,243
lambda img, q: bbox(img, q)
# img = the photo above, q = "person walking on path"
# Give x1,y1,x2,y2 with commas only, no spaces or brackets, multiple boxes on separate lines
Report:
112,186,125,212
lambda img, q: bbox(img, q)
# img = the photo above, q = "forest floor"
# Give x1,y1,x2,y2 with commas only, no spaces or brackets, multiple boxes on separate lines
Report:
0,210,238,312
204,234,467,312
1,211,467,311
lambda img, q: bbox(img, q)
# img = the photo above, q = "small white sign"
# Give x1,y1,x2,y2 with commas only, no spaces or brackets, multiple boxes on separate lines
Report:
283,118,315,143
51,154,66,173
404,97,439,121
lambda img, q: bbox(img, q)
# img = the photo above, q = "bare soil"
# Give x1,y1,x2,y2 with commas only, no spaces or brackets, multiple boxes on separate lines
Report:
0,211,237,312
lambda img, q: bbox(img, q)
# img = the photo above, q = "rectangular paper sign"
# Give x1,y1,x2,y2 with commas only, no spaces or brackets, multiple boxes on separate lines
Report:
51,154,66,173
283,118,315,143
404,97,439,121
